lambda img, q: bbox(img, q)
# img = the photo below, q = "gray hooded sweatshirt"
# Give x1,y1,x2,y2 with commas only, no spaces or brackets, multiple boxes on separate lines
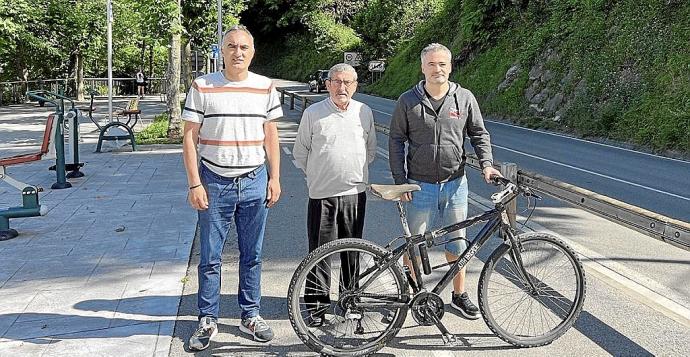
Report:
388,81,493,184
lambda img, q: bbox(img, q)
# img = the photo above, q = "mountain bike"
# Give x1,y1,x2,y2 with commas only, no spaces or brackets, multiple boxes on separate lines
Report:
287,176,586,356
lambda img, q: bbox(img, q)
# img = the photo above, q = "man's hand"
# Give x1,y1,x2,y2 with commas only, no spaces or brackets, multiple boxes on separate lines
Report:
482,166,503,183
266,178,281,208
400,192,412,202
188,186,209,210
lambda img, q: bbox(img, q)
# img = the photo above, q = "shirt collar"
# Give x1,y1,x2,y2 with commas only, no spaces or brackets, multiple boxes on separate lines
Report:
328,97,350,112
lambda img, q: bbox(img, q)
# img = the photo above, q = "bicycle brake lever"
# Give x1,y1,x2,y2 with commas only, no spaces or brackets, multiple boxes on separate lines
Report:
524,189,542,200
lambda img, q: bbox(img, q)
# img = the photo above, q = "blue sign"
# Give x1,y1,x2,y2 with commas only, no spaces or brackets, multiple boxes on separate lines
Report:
211,44,219,59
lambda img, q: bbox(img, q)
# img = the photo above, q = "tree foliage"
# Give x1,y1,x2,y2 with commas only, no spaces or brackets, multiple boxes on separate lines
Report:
0,0,246,82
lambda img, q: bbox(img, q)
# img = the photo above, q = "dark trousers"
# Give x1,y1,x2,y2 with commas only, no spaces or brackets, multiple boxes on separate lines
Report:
304,192,366,317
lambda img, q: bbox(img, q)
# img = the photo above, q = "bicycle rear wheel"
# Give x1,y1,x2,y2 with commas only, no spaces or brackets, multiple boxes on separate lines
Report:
287,238,409,356
478,232,586,347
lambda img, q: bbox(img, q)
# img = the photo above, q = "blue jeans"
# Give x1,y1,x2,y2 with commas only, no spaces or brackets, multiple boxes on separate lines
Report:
197,163,268,320
406,176,469,256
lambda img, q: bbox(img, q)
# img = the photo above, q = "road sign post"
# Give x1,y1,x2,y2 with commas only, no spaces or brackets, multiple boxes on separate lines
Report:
368,60,386,72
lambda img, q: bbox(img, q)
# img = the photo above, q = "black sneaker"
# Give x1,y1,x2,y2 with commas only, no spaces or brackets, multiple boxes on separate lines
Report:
239,315,274,342
450,292,480,320
188,316,218,351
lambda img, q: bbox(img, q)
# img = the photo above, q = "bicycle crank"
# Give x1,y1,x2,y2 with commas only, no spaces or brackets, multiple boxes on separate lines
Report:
410,292,444,326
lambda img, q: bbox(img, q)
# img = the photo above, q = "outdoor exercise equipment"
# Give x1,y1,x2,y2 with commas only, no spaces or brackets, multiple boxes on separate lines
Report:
26,90,76,189
0,114,55,241
83,90,138,153
45,91,85,178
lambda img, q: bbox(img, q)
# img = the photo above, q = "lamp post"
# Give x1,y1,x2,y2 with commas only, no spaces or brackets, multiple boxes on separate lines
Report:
217,0,223,72
107,0,113,123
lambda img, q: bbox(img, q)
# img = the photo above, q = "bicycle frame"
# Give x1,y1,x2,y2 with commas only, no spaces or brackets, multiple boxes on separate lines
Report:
352,190,538,307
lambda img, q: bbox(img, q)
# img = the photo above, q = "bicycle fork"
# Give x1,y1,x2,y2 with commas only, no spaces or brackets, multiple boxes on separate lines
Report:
504,226,539,293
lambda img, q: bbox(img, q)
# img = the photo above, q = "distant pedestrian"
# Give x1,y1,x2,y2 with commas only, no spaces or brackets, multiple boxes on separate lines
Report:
181,25,282,351
135,69,146,98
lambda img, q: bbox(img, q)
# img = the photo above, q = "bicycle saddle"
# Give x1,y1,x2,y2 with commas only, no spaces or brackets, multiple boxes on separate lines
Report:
369,184,421,201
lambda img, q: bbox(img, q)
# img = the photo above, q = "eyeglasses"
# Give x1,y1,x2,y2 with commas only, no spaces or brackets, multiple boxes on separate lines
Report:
328,79,357,87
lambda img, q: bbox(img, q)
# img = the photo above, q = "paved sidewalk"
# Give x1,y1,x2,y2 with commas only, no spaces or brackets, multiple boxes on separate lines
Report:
0,98,196,356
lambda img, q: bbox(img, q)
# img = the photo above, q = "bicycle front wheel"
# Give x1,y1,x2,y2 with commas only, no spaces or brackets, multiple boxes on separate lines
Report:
287,238,409,357
478,232,586,347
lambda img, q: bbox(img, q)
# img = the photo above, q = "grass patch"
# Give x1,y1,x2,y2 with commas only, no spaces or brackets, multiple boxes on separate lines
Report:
135,112,183,145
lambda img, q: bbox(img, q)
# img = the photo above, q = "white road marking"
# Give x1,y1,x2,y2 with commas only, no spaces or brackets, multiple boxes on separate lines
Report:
371,108,392,116
364,106,689,165
494,144,690,201
488,120,690,164
367,107,688,200
468,191,690,329
282,147,291,155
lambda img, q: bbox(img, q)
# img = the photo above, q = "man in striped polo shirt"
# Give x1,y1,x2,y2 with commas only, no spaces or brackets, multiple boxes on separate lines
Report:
181,25,281,350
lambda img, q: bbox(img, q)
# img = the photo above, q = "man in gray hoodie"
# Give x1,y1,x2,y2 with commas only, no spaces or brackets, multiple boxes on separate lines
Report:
389,43,502,320
293,63,377,326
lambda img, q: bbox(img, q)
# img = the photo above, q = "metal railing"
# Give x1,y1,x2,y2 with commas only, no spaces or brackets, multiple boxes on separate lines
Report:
276,87,690,251
0,77,168,106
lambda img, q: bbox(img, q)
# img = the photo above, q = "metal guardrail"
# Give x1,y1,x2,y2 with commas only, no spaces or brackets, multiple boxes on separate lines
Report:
277,87,690,251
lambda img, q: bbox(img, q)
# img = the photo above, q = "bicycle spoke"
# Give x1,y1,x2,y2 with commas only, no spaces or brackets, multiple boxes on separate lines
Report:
289,242,408,355
481,236,585,345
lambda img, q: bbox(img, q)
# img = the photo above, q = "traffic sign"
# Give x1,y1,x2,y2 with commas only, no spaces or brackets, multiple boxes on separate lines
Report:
211,44,219,59
368,60,386,72
344,52,362,67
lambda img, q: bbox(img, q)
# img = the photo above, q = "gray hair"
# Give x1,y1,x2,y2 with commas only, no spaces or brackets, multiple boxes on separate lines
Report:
420,43,452,63
223,24,254,43
328,63,358,81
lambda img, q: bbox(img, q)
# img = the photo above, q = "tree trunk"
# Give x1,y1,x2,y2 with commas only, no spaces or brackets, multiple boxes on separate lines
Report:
16,43,28,103
76,51,84,101
166,0,182,140
181,38,192,93
148,45,154,78
140,39,146,69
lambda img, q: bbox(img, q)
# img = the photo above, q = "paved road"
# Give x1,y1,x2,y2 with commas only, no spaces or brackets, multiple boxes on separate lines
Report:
279,81,690,302
280,83,690,223
168,83,690,356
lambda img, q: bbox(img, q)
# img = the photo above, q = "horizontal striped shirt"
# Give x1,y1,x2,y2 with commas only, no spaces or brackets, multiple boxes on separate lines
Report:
182,71,283,177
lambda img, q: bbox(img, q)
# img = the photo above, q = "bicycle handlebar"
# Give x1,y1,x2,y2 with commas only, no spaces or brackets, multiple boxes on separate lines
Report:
489,174,542,204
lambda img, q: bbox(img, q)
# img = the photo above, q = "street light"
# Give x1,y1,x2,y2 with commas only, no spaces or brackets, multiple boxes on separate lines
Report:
107,0,113,123
217,0,223,72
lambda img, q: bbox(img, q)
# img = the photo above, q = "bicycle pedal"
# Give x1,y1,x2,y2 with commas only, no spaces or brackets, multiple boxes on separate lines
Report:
441,333,459,346
354,320,364,335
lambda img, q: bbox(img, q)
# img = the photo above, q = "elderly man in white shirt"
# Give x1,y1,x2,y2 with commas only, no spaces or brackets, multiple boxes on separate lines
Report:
292,63,377,326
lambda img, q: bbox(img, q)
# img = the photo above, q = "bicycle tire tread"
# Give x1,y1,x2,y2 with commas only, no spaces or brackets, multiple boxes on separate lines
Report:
287,238,408,357
478,232,587,348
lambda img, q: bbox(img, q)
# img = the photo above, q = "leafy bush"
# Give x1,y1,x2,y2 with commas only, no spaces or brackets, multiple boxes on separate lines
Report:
135,112,182,145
